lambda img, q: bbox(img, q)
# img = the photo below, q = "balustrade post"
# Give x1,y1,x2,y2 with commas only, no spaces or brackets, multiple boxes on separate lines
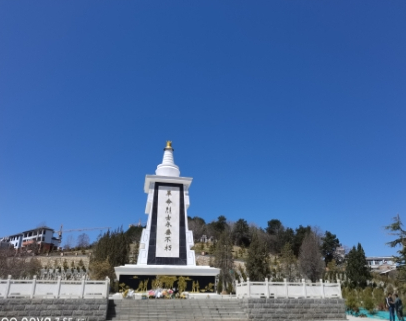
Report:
302,279,307,298
247,277,250,298
80,275,86,298
320,279,325,298
235,280,239,298
265,278,269,298
337,279,342,298
284,278,288,298
30,275,37,298
56,276,61,298
5,275,11,299
106,277,110,299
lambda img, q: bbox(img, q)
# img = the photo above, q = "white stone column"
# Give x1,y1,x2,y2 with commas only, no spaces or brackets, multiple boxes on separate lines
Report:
320,279,325,298
265,278,269,298
5,275,11,298
80,275,86,298
30,276,37,298
302,279,307,298
56,276,61,298
284,278,288,298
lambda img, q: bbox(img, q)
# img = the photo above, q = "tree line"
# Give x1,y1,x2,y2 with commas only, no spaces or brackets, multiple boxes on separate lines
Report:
190,215,342,264
56,214,406,299
193,215,375,293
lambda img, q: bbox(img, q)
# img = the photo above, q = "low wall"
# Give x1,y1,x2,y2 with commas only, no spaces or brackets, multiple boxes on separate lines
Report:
242,298,346,320
35,255,90,270
0,298,108,321
236,278,342,299
0,276,109,299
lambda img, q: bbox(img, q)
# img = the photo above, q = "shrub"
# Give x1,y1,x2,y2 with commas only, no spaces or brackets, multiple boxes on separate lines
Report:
373,287,385,310
363,294,375,313
346,289,360,315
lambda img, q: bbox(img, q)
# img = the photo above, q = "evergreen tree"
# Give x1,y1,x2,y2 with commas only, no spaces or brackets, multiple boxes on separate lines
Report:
346,243,370,288
90,227,130,280
293,225,312,257
321,231,341,265
232,218,250,247
266,219,284,236
246,231,270,281
126,225,143,244
214,230,234,292
279,242,297,281
298,232,324,282
266,219,285,254
208,215,228,240
384,214,406,285
326,259,339,280
280,227,295,252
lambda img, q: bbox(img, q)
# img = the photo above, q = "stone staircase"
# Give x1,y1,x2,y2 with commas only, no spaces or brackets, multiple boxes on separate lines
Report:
106,299,248,321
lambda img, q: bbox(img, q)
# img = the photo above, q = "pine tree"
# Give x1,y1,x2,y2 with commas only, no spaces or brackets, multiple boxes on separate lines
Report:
279,242,297,281
245,231,270,281
90,227,130,280
266,219,285,254
293,225,312,257
384,214,406,285
214,230,234,293
232,218,251,247
346,243,370,288
321,231,341,265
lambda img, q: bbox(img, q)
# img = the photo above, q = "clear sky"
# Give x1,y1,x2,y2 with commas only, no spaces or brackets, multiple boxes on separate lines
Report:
1,1,405,256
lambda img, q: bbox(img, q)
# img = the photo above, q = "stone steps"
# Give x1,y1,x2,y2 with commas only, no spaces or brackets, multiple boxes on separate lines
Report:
106,299,248,320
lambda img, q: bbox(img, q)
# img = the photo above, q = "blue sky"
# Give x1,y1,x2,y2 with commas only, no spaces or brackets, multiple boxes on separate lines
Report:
0,1,405,256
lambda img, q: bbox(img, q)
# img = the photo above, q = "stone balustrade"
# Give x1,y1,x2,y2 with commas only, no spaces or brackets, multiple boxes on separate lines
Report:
236,278,342,299
0,275,110,299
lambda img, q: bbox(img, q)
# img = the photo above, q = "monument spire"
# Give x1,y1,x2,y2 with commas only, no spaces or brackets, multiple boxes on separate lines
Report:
115,140,220,288
155,141,180,177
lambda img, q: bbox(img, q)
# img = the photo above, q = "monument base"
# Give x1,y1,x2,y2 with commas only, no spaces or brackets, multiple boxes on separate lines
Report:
114,265,220,293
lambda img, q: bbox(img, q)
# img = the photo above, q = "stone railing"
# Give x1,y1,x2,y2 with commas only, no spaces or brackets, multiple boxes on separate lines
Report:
236,278,342,299
0,275,110,299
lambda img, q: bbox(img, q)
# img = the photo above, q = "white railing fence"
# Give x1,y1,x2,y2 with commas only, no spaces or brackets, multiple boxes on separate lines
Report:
0,275,110,299
236,278,342,299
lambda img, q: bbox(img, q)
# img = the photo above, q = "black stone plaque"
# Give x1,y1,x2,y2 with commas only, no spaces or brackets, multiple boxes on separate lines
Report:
147,182,187,265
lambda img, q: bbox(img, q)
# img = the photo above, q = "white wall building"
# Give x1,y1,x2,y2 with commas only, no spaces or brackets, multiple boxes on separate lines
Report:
1,226,60,251
366,256,396,274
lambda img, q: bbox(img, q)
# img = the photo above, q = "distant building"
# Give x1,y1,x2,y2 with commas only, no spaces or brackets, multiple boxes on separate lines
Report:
0,238,11,249
366,256,397,274
1,226,61,252
199,235,214,243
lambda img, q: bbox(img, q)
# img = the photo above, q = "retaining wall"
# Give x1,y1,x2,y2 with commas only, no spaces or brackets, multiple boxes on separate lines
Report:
0,298,108,321
242,298,347,320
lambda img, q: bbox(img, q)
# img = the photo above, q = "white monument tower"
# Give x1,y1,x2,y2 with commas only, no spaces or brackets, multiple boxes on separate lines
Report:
115,142,219,292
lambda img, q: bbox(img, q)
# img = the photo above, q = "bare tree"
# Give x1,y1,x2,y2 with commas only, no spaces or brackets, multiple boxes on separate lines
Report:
76,233,90,248
298,232,325,282
188,216,206,241
63,235,75,250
